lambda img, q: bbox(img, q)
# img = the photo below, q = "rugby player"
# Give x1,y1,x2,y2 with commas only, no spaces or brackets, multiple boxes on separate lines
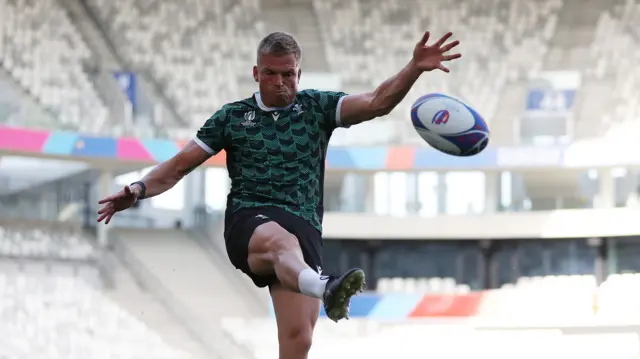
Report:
97,30,460,359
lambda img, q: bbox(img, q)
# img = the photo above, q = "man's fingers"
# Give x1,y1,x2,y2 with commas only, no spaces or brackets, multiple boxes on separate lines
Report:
124,185,132,195
104,214,114,225
433,32,453,48
438,64,451,73
420,31,430,45
97,211,110,223
442,53,462,61
440,40,460,53
98,193,124,204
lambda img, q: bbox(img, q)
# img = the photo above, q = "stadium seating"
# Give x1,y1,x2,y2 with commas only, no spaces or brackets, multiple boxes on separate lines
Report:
84,0,265,126
0,0,109,133
221,273,640,359
0,264,191,359
0,224,96,261
222,317,640,359
0,0,560,144
0,0,636,145
596,273,640,320
371,274,640,323
376,276,471,294
312,0,563,145
582,0,640,140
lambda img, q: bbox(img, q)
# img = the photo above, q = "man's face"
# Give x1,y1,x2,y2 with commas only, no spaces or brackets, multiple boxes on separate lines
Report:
253,53,301,107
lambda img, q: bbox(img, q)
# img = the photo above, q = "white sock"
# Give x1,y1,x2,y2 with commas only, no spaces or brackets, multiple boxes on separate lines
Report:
298,268,329,299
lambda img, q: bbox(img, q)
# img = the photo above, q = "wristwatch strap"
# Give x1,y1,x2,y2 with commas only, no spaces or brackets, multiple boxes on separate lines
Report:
130,181,147,199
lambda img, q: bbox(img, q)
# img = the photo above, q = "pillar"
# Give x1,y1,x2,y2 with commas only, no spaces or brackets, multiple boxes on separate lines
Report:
363,173,376,213
437,172,447,215
183,169,206,228
598,168,615,208
484,171,498,214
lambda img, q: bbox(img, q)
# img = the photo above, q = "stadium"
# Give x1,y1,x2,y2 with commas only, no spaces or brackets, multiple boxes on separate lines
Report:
1,0,640,357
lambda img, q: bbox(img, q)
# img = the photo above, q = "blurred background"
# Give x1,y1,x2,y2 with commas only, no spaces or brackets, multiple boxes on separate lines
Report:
1,0,640,358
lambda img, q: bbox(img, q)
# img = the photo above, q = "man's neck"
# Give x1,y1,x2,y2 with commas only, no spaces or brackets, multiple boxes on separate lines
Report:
255,92,294,112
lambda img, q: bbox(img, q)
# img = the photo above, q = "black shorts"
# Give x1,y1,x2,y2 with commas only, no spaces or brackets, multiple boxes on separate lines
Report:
223,206,323,288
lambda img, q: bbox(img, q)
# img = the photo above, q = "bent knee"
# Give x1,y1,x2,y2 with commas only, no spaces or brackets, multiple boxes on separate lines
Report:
251,222,299,254
247,223,300,274
279,325,313,354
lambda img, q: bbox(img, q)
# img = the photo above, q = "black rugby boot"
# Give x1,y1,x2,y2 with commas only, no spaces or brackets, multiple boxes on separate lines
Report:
322,268,366,322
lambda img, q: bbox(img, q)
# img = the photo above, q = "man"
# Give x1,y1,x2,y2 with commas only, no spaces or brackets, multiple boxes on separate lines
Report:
97,31,460,358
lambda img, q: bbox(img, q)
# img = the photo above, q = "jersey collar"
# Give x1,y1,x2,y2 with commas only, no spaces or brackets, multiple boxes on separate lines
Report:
254,92,294,112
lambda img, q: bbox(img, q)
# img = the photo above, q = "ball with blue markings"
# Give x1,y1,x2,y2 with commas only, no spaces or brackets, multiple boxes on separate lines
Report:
411,93,489,157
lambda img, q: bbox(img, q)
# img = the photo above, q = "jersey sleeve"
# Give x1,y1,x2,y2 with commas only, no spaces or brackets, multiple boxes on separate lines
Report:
304,89,349,133
193,107,229,155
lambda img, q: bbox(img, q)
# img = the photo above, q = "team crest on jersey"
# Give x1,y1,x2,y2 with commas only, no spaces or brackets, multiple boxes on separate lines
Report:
242,111,256,127
293,104,304,115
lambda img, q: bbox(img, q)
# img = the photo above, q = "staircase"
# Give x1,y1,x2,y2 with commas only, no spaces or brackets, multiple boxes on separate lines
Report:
259,0,329,72
56,0,188,135
114,228,260,359
543,0,617,70
56,0,131,132
105,256,210,359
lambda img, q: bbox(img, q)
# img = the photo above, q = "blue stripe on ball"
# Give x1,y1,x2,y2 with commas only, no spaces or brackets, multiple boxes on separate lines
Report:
440,130,489,156
411,93,447,109
465,104,489,132
411,105,428,130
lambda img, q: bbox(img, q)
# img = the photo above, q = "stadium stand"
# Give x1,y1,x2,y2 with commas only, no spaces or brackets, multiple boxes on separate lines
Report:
592,0,640,141
111,228,266,358
376,276,471,294
0,223,226,359
105,257,211,359
0,261,194,359
313,0,563,145
113,228,267,318
0,223,96,261
84,0,265,126
222,317,640,359
3,0,640,358
569,0,640,141
0,0,109,133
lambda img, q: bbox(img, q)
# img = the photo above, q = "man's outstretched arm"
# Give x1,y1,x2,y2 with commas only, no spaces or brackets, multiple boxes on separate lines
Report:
97,140,212,224
130,140,211,198
339,31,461,127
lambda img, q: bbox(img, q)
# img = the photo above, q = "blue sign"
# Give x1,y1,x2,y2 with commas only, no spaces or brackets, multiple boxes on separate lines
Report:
114,71,137,112
526,89,576,112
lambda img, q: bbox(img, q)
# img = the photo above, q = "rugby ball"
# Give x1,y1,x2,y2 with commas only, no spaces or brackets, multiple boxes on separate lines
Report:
411,93,489,157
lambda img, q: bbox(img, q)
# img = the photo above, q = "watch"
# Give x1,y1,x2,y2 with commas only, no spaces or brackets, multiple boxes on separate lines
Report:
130,181,147,199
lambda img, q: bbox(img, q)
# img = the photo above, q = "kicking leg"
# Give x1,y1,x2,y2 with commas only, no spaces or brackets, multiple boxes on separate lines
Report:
248,221,365,321
270,284,319,359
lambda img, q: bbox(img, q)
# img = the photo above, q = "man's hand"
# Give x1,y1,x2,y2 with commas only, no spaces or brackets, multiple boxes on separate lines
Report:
412,31,461,73
97,184,142,224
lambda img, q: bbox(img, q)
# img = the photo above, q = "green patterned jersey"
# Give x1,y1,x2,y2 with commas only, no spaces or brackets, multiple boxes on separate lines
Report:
194,89,349,231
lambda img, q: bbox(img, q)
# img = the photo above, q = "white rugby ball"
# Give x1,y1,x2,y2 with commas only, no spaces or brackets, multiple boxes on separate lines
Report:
411,93,489,157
